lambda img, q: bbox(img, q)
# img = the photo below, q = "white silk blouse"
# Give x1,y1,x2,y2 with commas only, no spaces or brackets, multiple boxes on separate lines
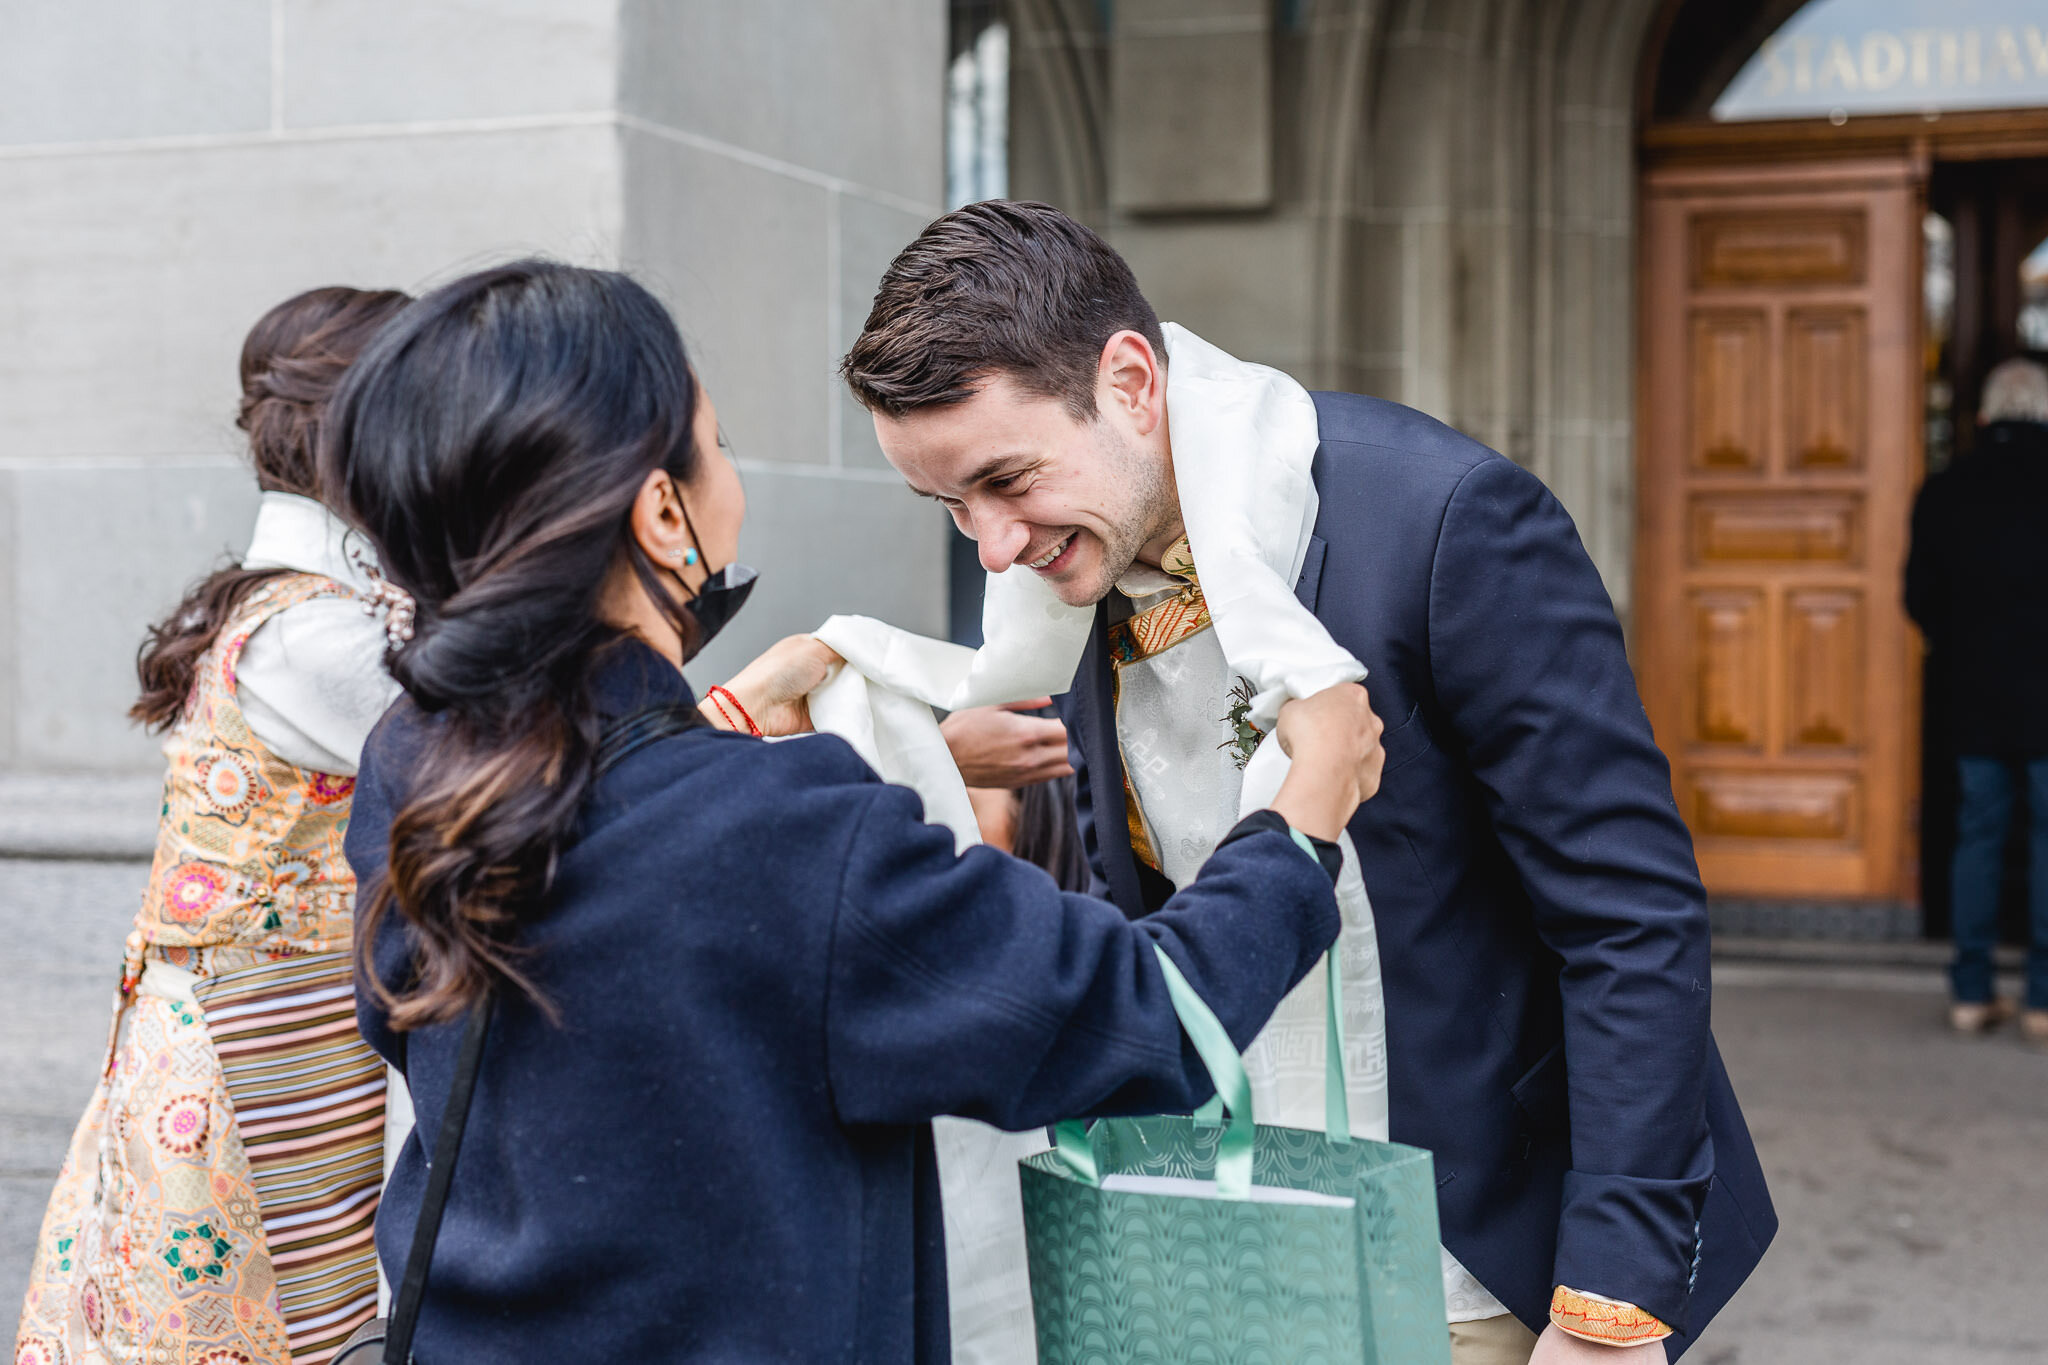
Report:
234,492,402,777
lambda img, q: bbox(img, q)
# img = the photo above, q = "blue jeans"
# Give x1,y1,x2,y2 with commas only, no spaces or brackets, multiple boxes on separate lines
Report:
1950,756,2048,1009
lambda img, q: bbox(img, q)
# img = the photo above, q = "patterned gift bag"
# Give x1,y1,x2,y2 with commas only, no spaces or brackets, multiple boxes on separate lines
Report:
1018,947,1448,1365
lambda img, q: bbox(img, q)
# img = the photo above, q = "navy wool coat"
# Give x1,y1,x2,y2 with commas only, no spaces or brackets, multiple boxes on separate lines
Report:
1063,392,1777,1353
349,641,1341,1363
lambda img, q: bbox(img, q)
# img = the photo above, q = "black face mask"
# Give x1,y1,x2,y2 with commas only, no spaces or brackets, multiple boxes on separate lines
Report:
682,561,756,658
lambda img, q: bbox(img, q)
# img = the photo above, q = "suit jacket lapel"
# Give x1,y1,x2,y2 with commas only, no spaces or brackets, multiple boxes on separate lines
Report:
1296,447,1333,613
1294,533,1329,615
1076,600,1148,918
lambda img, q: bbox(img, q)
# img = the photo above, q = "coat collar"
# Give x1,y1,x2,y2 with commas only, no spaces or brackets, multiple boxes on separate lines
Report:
593,635,697,720
242,492,380,593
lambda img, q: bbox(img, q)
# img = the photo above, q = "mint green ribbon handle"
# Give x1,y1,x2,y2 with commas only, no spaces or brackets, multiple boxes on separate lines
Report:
1050,943,1256,1199
1323,947,1351,1146
1051,1119,1097,1183
1055,915,1353,1194
1285,828,1352,1146
1151,943,1256,1198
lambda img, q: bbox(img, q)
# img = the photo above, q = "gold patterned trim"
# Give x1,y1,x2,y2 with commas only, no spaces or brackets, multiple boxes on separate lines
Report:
1549,1285,1673,1345
1110,535,1208,875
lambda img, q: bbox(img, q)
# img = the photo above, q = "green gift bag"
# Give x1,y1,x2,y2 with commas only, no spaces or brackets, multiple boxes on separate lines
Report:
1018,945,1450,1365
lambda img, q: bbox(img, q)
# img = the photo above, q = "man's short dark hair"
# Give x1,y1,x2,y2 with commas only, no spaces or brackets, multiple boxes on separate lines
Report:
840,200,1166,421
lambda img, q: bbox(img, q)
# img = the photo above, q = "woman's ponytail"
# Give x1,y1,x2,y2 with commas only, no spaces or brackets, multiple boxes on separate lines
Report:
322,262,701,1030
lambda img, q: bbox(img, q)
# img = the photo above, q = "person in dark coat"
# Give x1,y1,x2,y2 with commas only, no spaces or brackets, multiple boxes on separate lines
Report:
842,201,1776,1363
1905,356,2048,1042
323,260,1386,1362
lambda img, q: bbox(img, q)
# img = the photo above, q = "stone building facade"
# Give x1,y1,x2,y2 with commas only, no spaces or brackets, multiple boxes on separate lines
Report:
0,0,948,772
1007,0,1719,623
8,0,2039,923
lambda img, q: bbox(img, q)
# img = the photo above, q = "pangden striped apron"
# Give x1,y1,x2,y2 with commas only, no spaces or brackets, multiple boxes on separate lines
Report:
16,573,386,1365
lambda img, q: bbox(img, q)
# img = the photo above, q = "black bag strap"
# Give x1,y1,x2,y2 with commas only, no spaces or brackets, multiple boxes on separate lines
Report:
382,995,488,1363
591,702,709,777
379,701,705,1362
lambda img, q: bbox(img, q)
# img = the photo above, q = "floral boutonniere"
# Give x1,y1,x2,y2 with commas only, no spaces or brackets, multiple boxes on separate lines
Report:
1218,676,1264,770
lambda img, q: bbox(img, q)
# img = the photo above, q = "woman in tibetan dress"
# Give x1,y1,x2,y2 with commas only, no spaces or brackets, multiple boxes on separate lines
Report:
14,287,412,1365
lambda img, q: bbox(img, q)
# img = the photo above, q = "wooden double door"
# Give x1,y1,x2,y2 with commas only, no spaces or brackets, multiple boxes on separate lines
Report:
1637,159,1922,900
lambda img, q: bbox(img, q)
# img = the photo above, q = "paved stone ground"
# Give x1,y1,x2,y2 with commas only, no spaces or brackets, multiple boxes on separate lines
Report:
3,858,2044,1358
1698,960,2048,1363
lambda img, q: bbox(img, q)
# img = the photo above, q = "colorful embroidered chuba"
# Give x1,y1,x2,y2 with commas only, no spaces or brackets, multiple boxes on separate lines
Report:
16,573,386,1365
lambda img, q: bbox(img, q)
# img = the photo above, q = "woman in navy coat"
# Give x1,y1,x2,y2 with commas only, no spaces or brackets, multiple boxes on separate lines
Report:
326,260,1385,1362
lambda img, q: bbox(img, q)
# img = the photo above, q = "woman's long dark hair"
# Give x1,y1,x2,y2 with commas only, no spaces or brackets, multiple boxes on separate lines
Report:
131,287,412,730
1015,775,1090,893
320,262,702,1030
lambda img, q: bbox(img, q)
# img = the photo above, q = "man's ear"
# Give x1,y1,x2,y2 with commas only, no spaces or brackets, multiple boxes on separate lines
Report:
1097,330,1165,437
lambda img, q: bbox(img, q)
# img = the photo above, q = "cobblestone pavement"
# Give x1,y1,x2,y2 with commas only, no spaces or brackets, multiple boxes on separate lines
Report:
4,859,2044,1358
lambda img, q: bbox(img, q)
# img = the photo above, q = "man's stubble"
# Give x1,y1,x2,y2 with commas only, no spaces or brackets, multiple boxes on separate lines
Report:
1076,420,1180,607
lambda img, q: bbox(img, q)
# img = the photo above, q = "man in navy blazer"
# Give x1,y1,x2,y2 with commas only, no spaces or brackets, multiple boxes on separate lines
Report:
844,201,1773,1363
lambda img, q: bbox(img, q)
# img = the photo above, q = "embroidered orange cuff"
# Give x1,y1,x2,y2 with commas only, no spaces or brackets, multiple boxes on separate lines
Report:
1549,1286,1672,1346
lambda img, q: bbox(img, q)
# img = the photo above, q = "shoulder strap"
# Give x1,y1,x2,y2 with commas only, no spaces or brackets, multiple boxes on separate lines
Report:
382,996,488,1363
377,701,706,1362
592,702,708,778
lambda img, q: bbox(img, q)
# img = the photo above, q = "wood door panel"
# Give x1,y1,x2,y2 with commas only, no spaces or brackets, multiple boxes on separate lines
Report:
1688,770,1859,843
1639,159,1921,900
1688,492,1861,564
1785,307,1867,470
1785,589,1864,751
1689,311,1768,471
1689,589,1766,748
1691,208,1867,287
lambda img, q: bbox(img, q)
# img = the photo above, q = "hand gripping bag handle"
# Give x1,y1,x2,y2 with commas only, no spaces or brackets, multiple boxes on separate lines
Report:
1052,941,1351,1202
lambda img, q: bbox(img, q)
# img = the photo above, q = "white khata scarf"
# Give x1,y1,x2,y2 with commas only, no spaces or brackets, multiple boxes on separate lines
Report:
807,324,1389,1363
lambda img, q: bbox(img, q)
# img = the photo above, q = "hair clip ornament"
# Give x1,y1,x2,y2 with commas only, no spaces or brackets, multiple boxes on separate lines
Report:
348,544,418,650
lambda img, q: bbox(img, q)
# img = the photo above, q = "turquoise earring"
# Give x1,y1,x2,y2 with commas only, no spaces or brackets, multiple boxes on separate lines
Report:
682,548,700,567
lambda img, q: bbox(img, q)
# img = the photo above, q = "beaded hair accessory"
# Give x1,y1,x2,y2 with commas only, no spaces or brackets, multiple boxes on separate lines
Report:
347,542,417,650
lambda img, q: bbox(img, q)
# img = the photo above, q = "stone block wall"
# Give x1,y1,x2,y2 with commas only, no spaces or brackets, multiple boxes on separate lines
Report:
617,0,949,688
1010,0,1669,626
0,0,949,771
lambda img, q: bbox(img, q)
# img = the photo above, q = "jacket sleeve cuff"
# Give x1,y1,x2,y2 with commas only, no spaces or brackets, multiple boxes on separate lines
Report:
1217,809,1344,882
1550,1286,1673,1346
1552,1167,1712,1332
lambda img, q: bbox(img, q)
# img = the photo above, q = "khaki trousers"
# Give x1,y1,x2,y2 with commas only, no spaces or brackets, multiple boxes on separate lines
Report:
1448,1312,1541,1365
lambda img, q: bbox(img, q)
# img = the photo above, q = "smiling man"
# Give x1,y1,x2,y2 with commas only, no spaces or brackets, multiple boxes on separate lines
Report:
840,201,1774,1365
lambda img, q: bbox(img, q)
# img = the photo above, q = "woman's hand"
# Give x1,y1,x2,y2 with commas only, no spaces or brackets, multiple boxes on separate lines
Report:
707,634,843,736
1267,682,1385,842
940,700,1073,788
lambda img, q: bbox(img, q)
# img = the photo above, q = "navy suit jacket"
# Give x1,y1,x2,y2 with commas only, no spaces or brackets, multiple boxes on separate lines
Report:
1063,392,1776,1351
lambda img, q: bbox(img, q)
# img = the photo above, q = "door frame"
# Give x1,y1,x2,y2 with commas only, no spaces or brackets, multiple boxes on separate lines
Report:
1643,108,2048,170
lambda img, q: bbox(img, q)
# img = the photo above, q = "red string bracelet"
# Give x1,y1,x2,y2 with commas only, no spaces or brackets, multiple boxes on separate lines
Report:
707,684,763,737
